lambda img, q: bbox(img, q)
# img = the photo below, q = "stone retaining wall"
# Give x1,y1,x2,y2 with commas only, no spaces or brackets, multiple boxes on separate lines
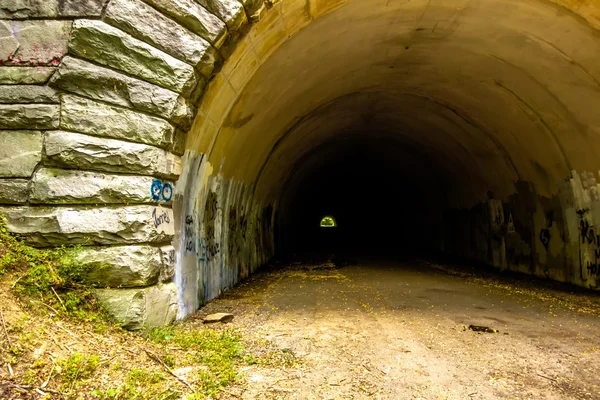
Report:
0,0,269,330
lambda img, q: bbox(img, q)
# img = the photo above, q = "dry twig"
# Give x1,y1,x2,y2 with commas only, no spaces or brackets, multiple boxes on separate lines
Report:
0,311,12,348
51,287,66,311
144,349,194,392
537,373,558,383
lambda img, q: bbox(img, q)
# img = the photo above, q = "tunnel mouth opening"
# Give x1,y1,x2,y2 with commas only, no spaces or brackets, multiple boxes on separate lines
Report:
274,133,453,260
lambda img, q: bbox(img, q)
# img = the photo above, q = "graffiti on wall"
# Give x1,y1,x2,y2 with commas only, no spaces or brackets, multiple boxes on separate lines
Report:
200,191,220,262
150,180,173,202
184,215,195,253
152,207,171,229
578,209,600,279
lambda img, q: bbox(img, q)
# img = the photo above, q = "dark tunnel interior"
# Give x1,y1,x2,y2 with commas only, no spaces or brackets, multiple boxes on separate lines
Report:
276,136,446,258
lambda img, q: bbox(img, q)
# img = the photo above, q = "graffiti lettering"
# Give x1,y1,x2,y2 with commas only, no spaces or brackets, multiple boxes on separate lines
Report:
184,215,195,252
202,191,220,261
579,210,600,281
152,208,170,228
150,180,174,202
580,220,599,245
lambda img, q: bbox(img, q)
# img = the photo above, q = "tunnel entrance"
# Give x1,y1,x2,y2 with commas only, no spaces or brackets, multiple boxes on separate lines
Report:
176,0,600,320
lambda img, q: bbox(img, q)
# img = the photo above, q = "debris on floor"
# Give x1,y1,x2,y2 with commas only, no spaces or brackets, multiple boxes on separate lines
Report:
466,325,498,333
203,313,234,323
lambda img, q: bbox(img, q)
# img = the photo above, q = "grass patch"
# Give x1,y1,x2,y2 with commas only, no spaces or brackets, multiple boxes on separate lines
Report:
0,215,103,322
147,326,244,397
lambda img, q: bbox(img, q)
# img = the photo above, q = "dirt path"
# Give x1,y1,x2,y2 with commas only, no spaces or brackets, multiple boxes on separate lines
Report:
199,258,600,400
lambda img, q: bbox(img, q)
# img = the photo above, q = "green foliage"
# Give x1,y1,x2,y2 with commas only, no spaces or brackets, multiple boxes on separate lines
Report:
91,369,170,400
0,215,103,321
58,352,100,385
147,327,244,397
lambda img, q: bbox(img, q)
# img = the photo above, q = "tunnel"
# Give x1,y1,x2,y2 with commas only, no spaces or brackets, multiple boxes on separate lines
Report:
172,0,600,319
1,0,599,327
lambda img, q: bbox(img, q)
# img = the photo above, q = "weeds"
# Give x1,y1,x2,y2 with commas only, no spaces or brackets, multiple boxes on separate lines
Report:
0,215,103,322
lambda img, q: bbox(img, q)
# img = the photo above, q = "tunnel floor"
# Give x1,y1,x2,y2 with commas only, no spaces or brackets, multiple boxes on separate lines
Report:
197,257,600,399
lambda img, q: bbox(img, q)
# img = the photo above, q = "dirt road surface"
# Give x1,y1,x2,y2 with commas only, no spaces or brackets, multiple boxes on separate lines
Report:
198,257,600,400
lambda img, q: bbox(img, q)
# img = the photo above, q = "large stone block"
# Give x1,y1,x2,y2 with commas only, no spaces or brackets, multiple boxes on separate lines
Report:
44,131,182,179
0,104,59,129
60,95,175,148
142,0,227,47
0,67,56,84
0,85,59,104
50,57,194,130
0,0,108,18
0,130,42,177
0,179,29,204
238,0,266,21
0,205,175,246
0,21,71,66
30,168,175,205
69,20,199,95
94,283,177,330
159,245,176,282
198,0,247,31
105,0,217,78
68,245,164,288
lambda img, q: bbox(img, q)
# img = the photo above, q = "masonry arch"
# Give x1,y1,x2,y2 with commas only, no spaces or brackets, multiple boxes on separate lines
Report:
174,0,600,318
1,0,599,328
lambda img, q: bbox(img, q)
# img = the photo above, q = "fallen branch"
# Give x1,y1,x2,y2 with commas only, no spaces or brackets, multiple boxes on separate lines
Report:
144,349,194,392
537,373,557,383
0,311,12,348
8,384,64,399
34,300,60,315
51,287,66,311
41,364,55,388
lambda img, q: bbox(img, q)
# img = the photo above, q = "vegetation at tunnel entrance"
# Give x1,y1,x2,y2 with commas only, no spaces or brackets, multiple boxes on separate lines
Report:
0,216,298,399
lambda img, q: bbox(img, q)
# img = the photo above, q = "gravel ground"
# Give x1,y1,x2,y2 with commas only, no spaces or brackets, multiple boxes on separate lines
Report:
199,256,600,400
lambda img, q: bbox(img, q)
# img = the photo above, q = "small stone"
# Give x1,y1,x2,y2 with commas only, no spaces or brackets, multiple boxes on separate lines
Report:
203,313,234,323
0,130,42,177
68,20,199,96
44,131,182,178
0,104,59,129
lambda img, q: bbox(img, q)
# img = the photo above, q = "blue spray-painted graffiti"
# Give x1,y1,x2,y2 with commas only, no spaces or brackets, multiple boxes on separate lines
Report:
150,180,174,202
162,183,173,201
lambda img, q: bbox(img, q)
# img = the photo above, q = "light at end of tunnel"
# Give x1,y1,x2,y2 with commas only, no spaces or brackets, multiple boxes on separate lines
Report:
320,216,337,228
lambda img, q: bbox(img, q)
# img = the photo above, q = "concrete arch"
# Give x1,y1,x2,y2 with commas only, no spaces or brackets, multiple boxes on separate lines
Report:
0,0,599,328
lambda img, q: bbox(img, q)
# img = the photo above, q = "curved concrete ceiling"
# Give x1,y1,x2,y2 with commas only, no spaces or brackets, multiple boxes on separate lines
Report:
189,0,600,208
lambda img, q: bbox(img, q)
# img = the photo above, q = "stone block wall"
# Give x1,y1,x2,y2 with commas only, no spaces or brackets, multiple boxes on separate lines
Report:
0,0,269,330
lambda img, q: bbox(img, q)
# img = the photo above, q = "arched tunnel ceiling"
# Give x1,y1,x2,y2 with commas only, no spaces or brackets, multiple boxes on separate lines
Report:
191,0,600,208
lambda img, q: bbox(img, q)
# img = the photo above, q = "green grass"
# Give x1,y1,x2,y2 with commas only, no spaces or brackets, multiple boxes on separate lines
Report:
0,215,104,322
147,326,244,397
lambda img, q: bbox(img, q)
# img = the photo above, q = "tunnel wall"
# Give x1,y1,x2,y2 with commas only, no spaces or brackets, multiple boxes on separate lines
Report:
0,0,270,329
445,172,600,288
1,0,599,328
